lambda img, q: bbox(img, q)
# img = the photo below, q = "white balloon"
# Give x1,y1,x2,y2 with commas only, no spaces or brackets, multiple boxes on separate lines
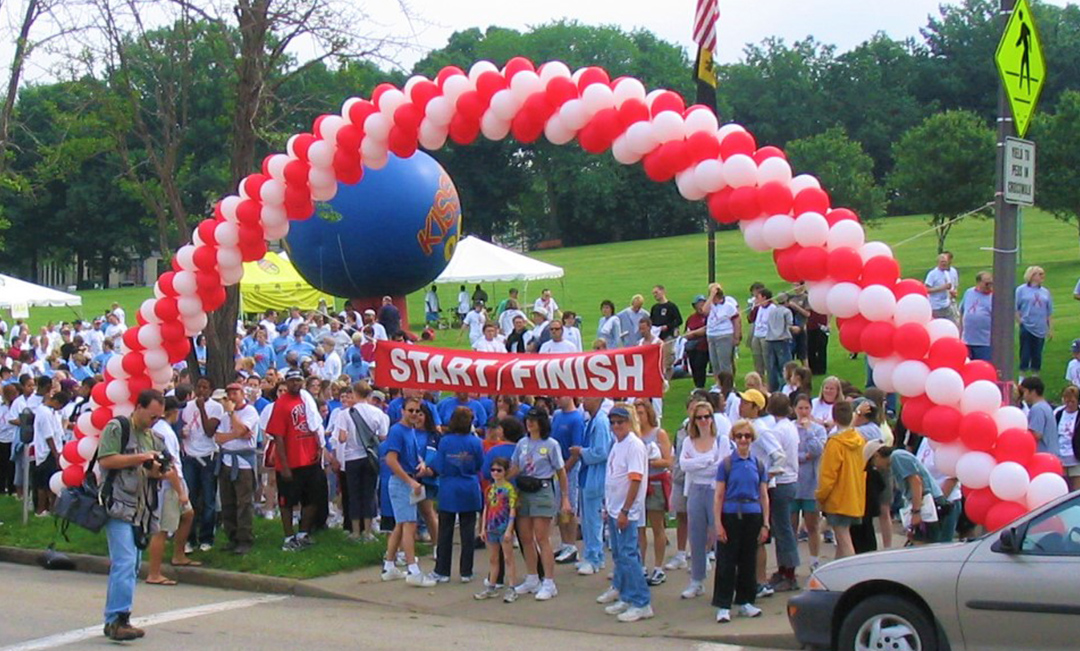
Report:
826,282,862,318
308,167,336,190
793,212,829,248
264,219,290,241
807,282,834,314
694,159,726,193
742,219,770,252
826,220,866,251
265,154,290,181
144,348,169,371
926,367,965,406
77,412,98,437
106,355,128,380
214,221,240,247
580,83,615,115
139,299,161,324
192,230,205,247
894,294,932,326
757,157,793,186
989,461,1030,502
172,270,197,297
675,171,707,201
762,215,797,250
150,365,174,386
956,451,997,489
934,444,966,477
543,115,575,146
216,247,242,270
961,380,1002,414
360,137,387,161
611,136,641,165
489,90,521,122
77,436,98,461
684,108,719,134
652,111,686,143
59,455,72,470
183,312,208,336
995,406,1029,432
860,241,893,263
625,122,658,155
509,70,543,104
220,265,244,286
112,402,134,418
261,205,287,229
1027,473,1069,509
403,75,427,97
137,324,163,350
375,88,406,117
722,154,758,188
872,357,900,393
177,295,203,318
312,182,339,202
893,360,931,397
219,195,242,222
789,174,821,195
612,77,646,106
480,112,511,141
174,245,197,271
927,318,961,343
858,284,897,322
50,472,65,496
363,113,391,142
418,119,448,150
559,99,589,131
307,140,335,169
716,123,746,141
468,60,498,82
105,380,130,405
424,96,453,127
440,75,472,105
538,61,572,84
364,151,388,170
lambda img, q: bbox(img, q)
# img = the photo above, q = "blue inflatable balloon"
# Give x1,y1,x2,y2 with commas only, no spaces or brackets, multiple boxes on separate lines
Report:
285,152,461,298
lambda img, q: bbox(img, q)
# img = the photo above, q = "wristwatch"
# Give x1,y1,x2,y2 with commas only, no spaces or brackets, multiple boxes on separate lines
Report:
620,508,630,515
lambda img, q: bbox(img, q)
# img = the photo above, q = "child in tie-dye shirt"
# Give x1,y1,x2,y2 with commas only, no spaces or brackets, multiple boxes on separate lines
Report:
475,457,519,603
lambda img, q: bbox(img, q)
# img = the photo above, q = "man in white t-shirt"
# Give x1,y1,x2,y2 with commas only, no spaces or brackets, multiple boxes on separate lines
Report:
85,318,105,356
215,383,261,554
181,377,224,551
600,406,652,622
925,253,957,323
110,302,127,326
32,390,69,515
338,384,390,539
460,301,487,345
539,321,578,354
472,323,506,353
259,309,279,341
706,283,741,375
362,309,387,341
320,338,343,382
498,301,527,336
104,314,126,351
533,289,560,322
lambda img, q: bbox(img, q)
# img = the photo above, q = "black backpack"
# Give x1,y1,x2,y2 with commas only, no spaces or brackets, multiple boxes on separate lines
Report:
18,407,35,444
53,417,131,540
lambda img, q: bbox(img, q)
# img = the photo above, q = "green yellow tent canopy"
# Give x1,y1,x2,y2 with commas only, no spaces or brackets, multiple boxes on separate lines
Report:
240,251,335,314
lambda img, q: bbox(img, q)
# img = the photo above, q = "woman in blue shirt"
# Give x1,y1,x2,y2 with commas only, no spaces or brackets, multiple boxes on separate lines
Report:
432,407,484,582
1015,265,1053,375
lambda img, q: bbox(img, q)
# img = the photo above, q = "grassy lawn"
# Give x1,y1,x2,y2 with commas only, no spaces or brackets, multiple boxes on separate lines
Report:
0,495,390,579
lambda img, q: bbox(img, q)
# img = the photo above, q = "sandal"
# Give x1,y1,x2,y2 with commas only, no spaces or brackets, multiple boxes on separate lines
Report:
145,577,177,586
170,559,203,567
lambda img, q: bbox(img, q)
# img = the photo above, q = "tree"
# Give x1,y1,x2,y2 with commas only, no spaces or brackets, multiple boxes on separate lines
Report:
1033,90,1080,245
786,127,887,220
917,0,1000,121
888,110,995,252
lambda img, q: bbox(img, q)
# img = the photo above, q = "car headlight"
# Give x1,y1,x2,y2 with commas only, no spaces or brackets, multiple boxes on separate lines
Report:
806,574,828,591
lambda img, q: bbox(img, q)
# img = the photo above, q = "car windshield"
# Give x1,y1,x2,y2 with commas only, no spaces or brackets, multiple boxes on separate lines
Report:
1020,497,1080,555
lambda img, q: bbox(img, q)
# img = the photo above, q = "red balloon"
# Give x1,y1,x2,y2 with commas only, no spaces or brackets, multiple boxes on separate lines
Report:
839,315,868,353
333,150,363,184
393,103,423,132
236,200,261,226
649,90,683,116
894,322,931,359
347,100,378,127
409,81,440,112
199,286,227,312
91,382,111,407
707,188,736,224
335,124,363,153
90,407,114,431
617,99,649,130
435,66,466,88
752,146,786,163
579,108,621,154
719,131,756,158
284,186,314,219
121,353,146,377
122,328,144,352
196,219,218,246
861,321,896,358
370,83,398,107
923,405,962,442
504,57,535,79
901,395,933,432
165,338,191,364
774,245,803,283
160,320,185,343
455,91,486,122
448,113,480,145
577,67,610,92
861,256,900,287
825,208,858,225
127,374,153,396
994,427,1036,465
283,159,310,186
757,181,793,215
474,72,507,103
157,271,177,297
521,94,556,123
388,125,418,158
153,297,179,323
685,131,720,163
728,186,761,221
893,279,929,299
961,360,998,385
794,246,829,282
1028,452,1064,478
509,111,544,145
793,187,830,215
959,411,998,452
192,246,218,271
73,425,86,440
928,337,968,370
985,501,1028,531
195,270,220,291
827,247,863,283
62,463,86,488
964,486,999,525
290,134,316,161
63,440,83,465
545,76,578,107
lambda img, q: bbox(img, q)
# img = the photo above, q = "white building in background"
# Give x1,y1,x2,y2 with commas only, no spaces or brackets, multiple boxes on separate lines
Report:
37,252,162,290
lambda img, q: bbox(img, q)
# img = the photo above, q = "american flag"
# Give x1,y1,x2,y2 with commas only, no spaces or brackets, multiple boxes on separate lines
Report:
693,0,719,53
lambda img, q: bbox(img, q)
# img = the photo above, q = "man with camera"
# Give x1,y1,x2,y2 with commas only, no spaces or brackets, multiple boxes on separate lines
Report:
215,383,260,554
98,389,172,641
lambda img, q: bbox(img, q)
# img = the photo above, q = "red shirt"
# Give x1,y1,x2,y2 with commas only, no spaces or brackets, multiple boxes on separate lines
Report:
265,392,320,469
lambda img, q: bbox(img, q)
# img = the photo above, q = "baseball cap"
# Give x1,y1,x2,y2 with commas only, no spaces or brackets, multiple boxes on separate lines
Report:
210,388,227,400
225,382,243,392
737,389,766,410
1072,338,1080,354
284,368,303,381
371,390,386,401
692,294,706,305
608,406,631,421
863,439,885,464
276,323,289,333
775,292,789,304
363,309,376,316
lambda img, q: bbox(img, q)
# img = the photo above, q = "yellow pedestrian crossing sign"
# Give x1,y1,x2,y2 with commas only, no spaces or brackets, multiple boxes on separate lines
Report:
995,0,1045,138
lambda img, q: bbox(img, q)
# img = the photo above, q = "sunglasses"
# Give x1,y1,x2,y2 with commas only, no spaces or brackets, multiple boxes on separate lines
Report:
491,467,506,473
694,414,713,421
404,408,421,414
733,433,754,440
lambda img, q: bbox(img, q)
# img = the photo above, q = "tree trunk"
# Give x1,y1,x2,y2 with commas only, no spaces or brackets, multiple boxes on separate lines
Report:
0,0,39,173
99,254,110,289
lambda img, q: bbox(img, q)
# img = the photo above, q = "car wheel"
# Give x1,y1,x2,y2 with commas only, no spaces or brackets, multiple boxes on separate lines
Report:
838,594,938,651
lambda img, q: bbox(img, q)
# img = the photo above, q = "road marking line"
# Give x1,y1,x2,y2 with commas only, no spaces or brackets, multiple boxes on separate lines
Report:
1,594,289,651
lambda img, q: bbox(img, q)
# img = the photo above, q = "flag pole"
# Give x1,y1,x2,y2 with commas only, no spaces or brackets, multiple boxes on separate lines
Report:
693,2,720,284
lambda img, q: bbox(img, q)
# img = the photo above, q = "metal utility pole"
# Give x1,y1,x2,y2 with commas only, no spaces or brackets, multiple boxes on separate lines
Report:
991,0,1018,384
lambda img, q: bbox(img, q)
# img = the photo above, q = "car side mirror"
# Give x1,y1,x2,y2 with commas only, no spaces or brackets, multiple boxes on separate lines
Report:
992,527,1021,554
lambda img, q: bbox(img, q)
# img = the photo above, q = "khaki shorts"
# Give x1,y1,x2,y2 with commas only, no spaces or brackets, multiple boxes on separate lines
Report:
160,490,193,533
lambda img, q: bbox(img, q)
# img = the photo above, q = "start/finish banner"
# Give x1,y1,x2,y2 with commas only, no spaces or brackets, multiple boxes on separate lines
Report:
373,341,665,398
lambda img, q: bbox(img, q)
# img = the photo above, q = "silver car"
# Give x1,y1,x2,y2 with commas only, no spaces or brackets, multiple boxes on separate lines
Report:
788,491,1080,650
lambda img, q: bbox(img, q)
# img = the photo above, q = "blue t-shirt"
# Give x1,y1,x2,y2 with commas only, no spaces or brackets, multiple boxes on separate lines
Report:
272,335,291,368
92,351,114,373
386,398,442,427
385,423,421,476
960,288,993,347
888,449,942,500
516,404,532,422
434,434,484,513
343,346,369,382
286,339,317,361
249,343,276,377
1028,400,1057,454
550,408,585,462
378,439,394,518
1015,284,1053,337
716,454,765,514
436,397,487,430
482,442,517,483
477,397,496,424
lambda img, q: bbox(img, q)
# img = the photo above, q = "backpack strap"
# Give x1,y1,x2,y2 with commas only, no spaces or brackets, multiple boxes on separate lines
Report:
99,416,132,501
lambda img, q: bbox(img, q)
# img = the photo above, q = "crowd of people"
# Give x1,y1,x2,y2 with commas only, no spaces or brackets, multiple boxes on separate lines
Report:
2,258,1080,640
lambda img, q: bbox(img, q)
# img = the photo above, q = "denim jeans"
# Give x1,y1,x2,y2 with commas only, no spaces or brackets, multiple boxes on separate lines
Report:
183,454,218,546
769,482,800,569
609,517,650,608
104,518,140,624
1018,326,1045,372
766,339,792,392
966,344,992,362
580,492,605,567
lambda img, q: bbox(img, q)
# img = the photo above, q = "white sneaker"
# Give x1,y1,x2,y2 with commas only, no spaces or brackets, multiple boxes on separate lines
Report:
681,581,705,599
577,561,597,576
535,582,558,601
664,554,688,570
395,551,407,567
380,567,405,582
199,543,213,552
716,608,731,623
604,600,629,615
406,572,437,588
738,603,763,618
554,545,578,564
427,572,450,584
596,587,620,604
617,605,655,623
514,578,540,595
184,543,195,555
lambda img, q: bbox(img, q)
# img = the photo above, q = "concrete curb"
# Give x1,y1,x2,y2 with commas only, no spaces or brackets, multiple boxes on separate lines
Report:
0,545,363,602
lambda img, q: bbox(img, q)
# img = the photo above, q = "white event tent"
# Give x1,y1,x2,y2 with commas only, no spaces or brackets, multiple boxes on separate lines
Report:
0,273,82,311
435,236,564,286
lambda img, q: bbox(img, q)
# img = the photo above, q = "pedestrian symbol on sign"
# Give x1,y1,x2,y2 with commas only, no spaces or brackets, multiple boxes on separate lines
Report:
995,0,1046,138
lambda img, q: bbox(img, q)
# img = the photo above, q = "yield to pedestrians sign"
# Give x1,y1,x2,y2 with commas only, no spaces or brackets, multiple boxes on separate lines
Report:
996,0,1045,138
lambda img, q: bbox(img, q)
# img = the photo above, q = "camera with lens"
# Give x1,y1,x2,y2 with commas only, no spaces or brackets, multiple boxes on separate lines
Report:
144,450,172,473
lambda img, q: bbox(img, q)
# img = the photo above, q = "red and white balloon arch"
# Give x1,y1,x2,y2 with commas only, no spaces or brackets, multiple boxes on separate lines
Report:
55,57,1067,528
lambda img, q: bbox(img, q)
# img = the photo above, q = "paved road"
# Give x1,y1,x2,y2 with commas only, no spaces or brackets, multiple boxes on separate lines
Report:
0,563,791,651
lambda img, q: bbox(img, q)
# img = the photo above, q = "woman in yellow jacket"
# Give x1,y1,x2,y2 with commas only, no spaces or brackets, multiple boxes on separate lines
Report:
815,401,866,559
